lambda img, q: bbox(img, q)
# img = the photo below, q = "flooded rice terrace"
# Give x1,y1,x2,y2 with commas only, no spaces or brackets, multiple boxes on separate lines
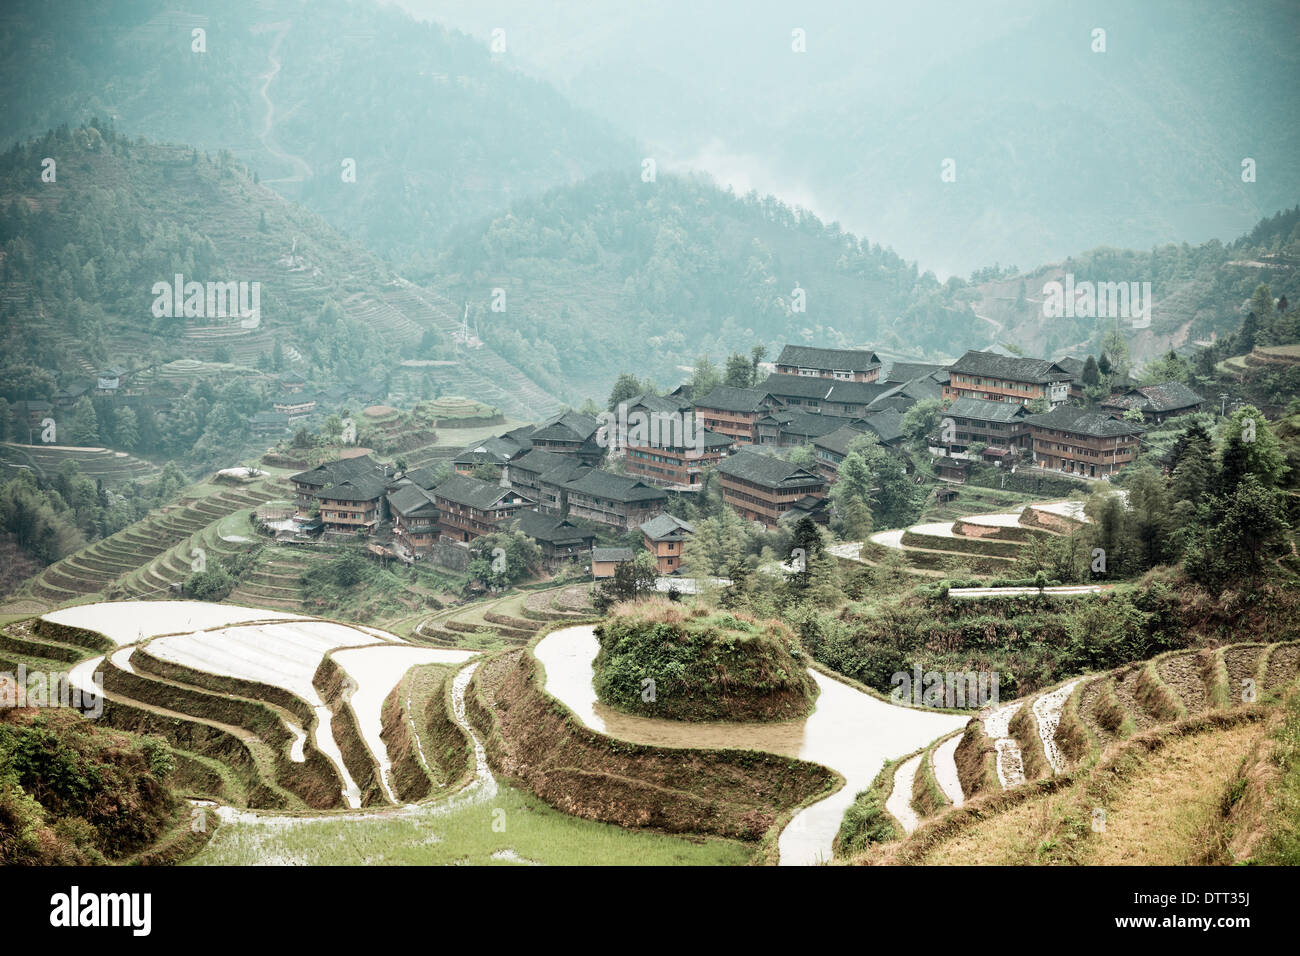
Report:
534,625,967,865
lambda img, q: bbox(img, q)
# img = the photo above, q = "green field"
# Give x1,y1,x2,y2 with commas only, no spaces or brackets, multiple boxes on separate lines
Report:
188,782,753,866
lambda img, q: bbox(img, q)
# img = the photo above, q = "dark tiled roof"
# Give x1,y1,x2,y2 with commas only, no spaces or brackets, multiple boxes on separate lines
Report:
433,474,528,510
948,350,1073,384
812,424,871,457
761,373,892,405
694,385,774,413
640,512,696,541
453,435,526,466
622,392,692,416
1025,405,1145,438
291,455,388,489
946,397,1029,423
531,411,598,443
1102,382,1204,414
861,408,906,444
592,547,634,562
716,449,824,489
405,465,444,490
884,362,945,383
511,509,594,544
562,468,668,504
318,476,388,502
387,484,438,517
758,409,862,440
776,345,882,372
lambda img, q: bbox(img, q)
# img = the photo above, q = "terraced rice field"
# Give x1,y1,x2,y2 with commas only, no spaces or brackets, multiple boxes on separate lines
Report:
860,642,1300,863
20,480,282,607
42,601,483,812
0,442,161,486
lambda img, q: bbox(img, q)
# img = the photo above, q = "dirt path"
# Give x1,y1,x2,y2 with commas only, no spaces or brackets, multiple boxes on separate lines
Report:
252,22,313,185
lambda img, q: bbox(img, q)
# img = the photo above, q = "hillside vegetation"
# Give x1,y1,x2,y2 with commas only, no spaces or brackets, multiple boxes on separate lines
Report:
593,600,818,722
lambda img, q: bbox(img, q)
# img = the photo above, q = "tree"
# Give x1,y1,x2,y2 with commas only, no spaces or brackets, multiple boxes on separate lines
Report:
1239,311,1260,354
750,345,768,384
111,406,139,451
788,444,816,468
1138,350,1192,386
1218,406,1287,495
1098,352,1113,378
1122,408,1145,424
607,373,643,411
1185,476,1290,586
1247,283,1275,330
1081,355,1100,387
1100,329,1131,382
1026,397,1050,415
687,355,722,401
724,352,755,389
899,398,942,444
65,397,99,446
683,505,753,577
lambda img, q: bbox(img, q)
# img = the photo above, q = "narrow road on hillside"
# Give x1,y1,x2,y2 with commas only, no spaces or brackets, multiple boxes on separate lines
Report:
253,22,313,185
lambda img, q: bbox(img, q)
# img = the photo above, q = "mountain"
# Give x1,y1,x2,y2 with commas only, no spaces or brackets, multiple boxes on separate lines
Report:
0,0,636,260
410,168,1300,400
411,171,993,400
0,126,566,430
402,0,1300,278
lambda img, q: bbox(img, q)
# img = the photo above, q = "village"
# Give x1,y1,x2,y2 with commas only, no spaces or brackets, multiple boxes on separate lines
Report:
271,343,1206,580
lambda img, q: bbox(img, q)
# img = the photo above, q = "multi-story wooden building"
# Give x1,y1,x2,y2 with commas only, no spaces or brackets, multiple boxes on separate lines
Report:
528,411,603,466
811,424,869,483
774,345,882,383
1024,406,1144,478
759,373,892,418
1100,382,1204,423
640,512,695,574
315,476,389,533
507,449,587,513
715,449,827,528
623,429,733,488
432,474,534,542
510,509,596,564
290,456,393,524
943,397,1030,453
452,434,531,477
692,385,778,445
943,350,1073,407
560,469,668,531
387,484,440,557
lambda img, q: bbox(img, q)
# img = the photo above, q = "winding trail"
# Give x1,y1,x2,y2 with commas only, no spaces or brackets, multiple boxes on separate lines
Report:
252,22,313,185
532,624,966,865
